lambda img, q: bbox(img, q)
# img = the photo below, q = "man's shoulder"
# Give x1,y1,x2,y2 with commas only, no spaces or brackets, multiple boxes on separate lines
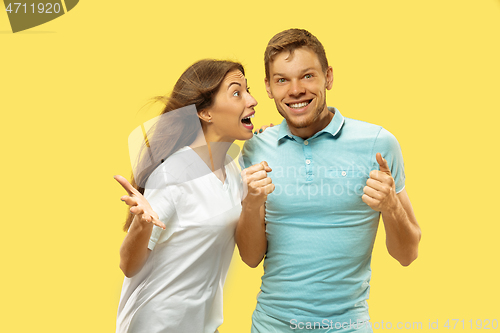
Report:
332,116,403,157
241,125,280,167
243,125,280,150
341,117,401,156
343,117,383,135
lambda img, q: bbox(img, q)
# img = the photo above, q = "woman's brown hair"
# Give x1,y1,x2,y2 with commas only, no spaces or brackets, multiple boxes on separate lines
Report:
123,59,245,231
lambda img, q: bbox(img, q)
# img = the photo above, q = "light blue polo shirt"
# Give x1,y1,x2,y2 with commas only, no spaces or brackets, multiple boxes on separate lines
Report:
242,107,405,326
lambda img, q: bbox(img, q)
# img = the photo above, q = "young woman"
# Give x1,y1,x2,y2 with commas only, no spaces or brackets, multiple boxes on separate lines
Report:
114,59,274,333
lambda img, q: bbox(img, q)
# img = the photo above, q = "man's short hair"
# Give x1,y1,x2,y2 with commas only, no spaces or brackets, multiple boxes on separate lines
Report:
264,28,329,79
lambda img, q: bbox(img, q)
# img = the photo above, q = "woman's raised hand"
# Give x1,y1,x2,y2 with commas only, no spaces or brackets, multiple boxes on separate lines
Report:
241,161,275,208
114,175,166,230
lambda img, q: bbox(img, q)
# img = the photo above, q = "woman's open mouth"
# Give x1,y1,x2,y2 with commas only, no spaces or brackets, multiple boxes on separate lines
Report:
241,112,254,130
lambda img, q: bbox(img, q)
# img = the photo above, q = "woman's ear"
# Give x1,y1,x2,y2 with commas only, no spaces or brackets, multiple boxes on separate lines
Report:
198,109,212,123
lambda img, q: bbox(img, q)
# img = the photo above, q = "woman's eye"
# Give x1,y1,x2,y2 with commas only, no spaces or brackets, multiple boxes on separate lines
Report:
246,86,251,93
233,91,240,97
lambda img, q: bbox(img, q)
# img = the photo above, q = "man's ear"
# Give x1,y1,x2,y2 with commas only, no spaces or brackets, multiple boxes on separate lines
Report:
264,78,274,99
325,66,334,90
198,108,212,123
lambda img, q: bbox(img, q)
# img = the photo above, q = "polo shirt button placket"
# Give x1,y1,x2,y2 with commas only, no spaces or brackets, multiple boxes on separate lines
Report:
303,139,313,181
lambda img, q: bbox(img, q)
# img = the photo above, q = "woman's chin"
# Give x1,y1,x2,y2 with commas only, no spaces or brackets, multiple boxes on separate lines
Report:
238,131,254,141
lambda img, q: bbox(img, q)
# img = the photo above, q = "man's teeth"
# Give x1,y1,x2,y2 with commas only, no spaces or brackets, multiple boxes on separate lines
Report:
289,101,310,109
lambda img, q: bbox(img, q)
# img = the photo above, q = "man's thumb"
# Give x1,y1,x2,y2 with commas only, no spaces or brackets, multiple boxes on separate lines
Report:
376,153,390,173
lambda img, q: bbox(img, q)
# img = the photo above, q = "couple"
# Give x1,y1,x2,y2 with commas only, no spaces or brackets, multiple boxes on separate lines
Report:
115,29,421,333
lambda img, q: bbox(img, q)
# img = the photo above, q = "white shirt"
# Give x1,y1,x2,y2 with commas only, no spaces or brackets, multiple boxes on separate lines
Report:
116,146,243,333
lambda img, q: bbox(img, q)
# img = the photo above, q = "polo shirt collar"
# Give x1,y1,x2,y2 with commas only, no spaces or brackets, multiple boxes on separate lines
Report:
277,107,345,142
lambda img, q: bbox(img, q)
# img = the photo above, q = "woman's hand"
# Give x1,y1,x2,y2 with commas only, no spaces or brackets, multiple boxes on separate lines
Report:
254,123,274,135
241,161,275,208
114,175,166,230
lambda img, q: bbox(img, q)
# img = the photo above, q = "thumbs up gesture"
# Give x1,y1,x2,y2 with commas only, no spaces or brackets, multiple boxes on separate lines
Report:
362,153,398,213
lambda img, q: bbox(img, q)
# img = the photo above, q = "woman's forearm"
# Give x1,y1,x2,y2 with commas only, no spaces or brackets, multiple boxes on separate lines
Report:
119,216,154,277
235,203,267,268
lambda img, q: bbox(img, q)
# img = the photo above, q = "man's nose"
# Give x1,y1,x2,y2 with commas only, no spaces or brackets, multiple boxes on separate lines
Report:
288,79,305,97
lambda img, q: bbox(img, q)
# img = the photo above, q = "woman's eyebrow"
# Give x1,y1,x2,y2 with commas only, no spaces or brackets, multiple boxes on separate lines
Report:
227,82,242,90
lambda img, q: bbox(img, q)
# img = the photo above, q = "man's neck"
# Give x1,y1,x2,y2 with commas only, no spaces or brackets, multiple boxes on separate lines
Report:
289,107,334,139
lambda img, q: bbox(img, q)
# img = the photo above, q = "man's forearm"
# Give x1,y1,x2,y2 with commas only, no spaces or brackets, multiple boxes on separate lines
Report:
235,203,267,268
381,190,421,266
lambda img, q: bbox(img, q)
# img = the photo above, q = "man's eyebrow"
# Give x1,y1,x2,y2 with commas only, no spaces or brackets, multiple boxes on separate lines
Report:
301,67,317,74
227,82,242,90
272,68,318,77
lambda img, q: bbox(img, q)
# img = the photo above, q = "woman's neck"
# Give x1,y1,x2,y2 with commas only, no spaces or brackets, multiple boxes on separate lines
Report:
189,129,233,173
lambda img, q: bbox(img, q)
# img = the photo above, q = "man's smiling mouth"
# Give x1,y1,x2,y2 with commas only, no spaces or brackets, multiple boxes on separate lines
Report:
286,99,312,109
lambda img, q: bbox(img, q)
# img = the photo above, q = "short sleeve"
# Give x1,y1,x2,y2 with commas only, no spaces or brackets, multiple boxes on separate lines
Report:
241,140,255,169
237,153,245,171
372,128,405,193
223,153,245,202
143,167,178,250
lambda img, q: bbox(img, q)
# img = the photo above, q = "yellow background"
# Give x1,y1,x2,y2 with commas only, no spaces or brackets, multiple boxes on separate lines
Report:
1,0,499,332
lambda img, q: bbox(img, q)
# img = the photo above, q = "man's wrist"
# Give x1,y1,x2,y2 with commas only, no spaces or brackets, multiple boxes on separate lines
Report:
381,195,404,220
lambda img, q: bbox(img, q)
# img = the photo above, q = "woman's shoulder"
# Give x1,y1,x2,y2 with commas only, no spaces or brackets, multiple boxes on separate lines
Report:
157,146,212,185
148,146,192,184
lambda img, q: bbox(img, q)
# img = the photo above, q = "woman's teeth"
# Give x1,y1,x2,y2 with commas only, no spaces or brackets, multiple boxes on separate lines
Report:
241,114,255,123
289,101,310,109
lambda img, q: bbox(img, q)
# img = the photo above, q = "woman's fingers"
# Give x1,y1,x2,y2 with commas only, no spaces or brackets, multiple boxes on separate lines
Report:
255,123,274,134
121,195,138,207
130,205,145,215
115,175,164,229
264,183,275,195
114,175,141,197
114,175,134,195
251,177,273,188
141,214,165,229
151,216,166,230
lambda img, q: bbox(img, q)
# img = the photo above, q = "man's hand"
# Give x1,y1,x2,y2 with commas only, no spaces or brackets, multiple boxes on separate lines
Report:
241,161,275,208
114,175,166,230
362,154,421,266
362,153,399,213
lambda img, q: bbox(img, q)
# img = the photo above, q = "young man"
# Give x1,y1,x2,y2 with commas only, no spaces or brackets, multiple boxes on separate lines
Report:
236,29,421,333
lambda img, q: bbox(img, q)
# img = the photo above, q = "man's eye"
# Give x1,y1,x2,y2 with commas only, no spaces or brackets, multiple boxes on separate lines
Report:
304,74,312,79
278,78,286,83
233,91,240,97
